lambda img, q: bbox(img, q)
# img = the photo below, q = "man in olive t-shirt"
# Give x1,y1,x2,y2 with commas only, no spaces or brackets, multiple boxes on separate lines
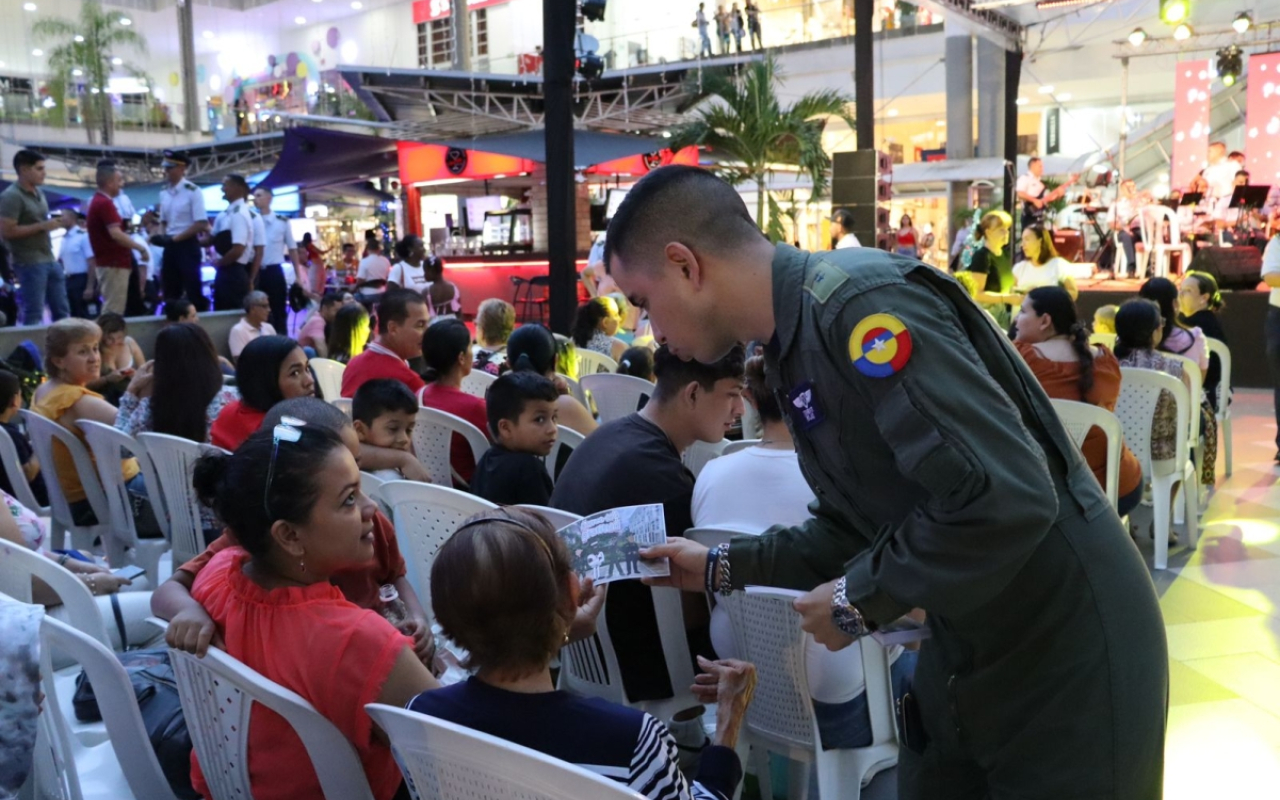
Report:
0,149,72,324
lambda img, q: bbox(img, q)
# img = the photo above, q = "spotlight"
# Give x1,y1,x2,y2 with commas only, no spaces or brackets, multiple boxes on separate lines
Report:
1173,23,1192,40
1128,28,1147,46
582,0,606,22
1216,45,1243,87
1233,13,1252,34
1159,0,1189,25
119,17,131,26
576,52,604,80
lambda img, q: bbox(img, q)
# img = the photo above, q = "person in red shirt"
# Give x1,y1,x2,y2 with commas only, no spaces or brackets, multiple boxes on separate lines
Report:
340,288,430,398
210,335,315,450
86,161,150,315
185,420,438,800
417,318,491,486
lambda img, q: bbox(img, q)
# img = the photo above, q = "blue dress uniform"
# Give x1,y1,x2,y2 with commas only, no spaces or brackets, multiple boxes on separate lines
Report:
726,245,1167,799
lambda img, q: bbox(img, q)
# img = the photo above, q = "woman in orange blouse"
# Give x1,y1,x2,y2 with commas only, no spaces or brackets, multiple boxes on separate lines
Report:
1013,286,1144,516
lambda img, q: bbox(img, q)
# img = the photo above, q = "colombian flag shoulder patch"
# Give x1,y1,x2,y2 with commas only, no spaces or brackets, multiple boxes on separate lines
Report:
848,313,913,378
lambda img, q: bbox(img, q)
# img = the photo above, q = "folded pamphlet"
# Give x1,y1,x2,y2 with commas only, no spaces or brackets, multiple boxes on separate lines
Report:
557,504,670,584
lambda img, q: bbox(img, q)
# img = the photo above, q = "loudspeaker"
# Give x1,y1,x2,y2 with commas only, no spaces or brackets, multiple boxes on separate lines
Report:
1189,246,1262,290
832,150,892,251
1052,229,1083,263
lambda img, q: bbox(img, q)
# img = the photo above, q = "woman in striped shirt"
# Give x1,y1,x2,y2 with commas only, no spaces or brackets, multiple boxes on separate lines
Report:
407,507,755,800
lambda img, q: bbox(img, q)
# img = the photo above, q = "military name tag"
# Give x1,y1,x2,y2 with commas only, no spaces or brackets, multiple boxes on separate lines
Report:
787,381,825,431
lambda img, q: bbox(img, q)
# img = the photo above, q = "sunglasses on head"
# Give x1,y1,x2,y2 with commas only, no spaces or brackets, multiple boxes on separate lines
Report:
264,416,306,517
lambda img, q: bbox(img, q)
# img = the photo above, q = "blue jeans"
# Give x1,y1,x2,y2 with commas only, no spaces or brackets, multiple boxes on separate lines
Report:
811,649,918,750
16,261,69,325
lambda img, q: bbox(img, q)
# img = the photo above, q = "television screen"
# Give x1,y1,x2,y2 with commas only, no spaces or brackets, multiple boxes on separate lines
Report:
464,196,505,234
605,188,629,220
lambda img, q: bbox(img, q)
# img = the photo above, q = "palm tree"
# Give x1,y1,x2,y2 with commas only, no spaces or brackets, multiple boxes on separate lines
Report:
670,56,856,241
32,1,148,145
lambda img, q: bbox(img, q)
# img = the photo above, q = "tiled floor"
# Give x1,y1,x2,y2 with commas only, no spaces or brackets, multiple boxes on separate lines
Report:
866,389,1280,799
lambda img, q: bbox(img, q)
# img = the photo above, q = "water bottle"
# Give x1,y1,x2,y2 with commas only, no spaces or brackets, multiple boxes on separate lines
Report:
378,584,412,634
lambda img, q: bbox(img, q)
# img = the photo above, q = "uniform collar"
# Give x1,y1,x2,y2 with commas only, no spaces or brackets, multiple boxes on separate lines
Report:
227,198,245,213
770,242,808,360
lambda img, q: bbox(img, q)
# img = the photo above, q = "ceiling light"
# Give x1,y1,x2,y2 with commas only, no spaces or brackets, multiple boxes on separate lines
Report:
119,17,131,25
1038,85,1055,94
351,0,363,6
1128,28,1147,47
72,68,83,76
935,120,946,127
202,30,215,40
1160,0,1189,25
295,16,307,24
886,108,899,117
1015,96,1028,105
74,35,84,42
1217,45,1243,87
111,57,123,66
22,3,36,11
1173,23,1193,41
31,49,43,57
1035,0,1095,7
1233,13,1252,34
1057,92,1072,101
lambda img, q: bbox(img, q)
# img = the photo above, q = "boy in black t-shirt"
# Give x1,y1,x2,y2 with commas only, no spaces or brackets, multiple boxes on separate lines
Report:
0,369,46,506
470,371,558,506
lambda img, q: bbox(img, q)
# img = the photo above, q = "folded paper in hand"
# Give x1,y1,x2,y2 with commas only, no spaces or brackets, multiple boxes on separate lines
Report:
556,504,669,585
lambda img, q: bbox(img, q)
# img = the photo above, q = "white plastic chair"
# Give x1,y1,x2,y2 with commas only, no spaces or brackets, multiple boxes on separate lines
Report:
515,505,582,532
360,471,393,517
309,357,346,402
0,420,49,517
1116,367,1199,569
1048,399,1122,510
546,425,585,485
411,407,490,488
721,439,762,458
459,369,497,399
580,373,653,425
1136,205,1192,279
21,410,110,553
378,480,496,610
1164,352,1205,517
136,433,220,571
76,421,170,586
0,536,109,645
576,349,618,377
170,647,376,800
30,609,179,800
1089,332,1117,351
1206,338,1233,476
557,373,587,408
721,587,898,800
683,438,729,478
364,704,644,799
331,397,353,418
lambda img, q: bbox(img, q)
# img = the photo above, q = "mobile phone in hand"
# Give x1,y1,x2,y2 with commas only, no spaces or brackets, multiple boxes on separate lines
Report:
112,564,147,581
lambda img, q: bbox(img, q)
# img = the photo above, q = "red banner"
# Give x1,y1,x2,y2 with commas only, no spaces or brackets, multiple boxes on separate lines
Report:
1245,52,1280,186
412,0,507,24
1172,59,1212,190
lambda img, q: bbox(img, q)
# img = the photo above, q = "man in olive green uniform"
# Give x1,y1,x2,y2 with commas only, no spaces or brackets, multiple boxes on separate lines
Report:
605,166,1166,799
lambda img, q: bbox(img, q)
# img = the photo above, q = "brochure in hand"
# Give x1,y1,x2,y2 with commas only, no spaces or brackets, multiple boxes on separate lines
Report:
557,504,670,584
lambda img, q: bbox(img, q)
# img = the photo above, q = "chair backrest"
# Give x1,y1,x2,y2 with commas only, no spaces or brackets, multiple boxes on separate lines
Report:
1206,337,1232,414
682,438,728,478
546,425,585,484
170,647,376,800
1163,351,1203,442
557,373,587,407
379,480,496,608
459,369,497,400
331,397,353,418
576,350,618,377
1116,366,1190,477
136,432,218,569
411,407,490,487
720,439,761,457
75,420,164,567
1048,399,1122,509
1089,331,1117,351
37,612,179,800
1139,203,1181,245
0,422,48,516
515,504,583,531
309,358,347,402
0,537,110,645
364,705,644,800
22,410,110,539
579,373,653,425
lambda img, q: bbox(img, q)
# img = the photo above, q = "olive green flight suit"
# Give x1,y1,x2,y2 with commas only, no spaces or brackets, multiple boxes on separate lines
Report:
728,244,1167,799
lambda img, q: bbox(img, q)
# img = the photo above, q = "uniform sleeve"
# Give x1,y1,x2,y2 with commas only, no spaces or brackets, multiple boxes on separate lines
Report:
230,213,250,247
283,222,297,250
190,187,207,224
252,215,265,248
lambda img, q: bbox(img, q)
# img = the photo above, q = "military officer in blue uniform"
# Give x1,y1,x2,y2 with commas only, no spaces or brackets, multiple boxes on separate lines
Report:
606,166,1167,799
146,149,209,310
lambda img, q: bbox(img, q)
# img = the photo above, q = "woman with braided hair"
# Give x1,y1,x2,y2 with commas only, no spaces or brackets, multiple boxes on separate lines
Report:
1013,286,1144,516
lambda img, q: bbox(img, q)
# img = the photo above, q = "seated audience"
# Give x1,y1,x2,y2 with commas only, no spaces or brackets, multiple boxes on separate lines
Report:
1012,287,1143,516
551,345,744,737
0,370,47,506
116,323,238,443
31,319,156,528
229,291,277,361
340,289,430,397
692,355,915,750
1093,304,1117,335
210,336,315,450
418,318,490,486
87,312,145,402
1115,299,1185,475
164,298,199,325
424,255,460,317
355,238,391,297
617,346,656,382
1013,225,1078,299
408,507,752,800
155,396,435,666
327,301,371,365
572,296,627,361
387,235,430,293
470,371,558,506
186,423,438,800
505,324,597,435
473,298,515,376
352,378,420,483
297,292,343,358
1178,271,1228,408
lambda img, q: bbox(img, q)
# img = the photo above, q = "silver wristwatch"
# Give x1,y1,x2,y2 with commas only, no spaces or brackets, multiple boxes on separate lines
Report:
830,577,870,638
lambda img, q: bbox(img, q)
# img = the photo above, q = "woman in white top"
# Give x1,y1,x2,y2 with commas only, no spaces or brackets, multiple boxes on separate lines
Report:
387,234,431,293
1013,225,1078,300
691,355,913,750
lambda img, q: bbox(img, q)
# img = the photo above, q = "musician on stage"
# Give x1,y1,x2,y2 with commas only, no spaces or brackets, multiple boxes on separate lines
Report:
1107,179,1147,279
1016,157,1078,230
1217,170,1266,246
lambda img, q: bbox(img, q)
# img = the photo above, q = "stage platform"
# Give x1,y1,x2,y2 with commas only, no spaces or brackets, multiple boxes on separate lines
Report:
1073,280,1270,389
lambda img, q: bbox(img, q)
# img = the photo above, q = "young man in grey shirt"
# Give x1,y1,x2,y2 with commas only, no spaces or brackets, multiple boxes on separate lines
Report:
0,149,73,325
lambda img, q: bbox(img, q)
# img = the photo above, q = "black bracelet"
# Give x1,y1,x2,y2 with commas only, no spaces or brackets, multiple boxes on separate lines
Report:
705,547,720,595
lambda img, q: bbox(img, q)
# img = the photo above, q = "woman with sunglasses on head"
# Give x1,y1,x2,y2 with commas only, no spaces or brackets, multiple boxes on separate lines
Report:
189,421,439,800
210,335,315,450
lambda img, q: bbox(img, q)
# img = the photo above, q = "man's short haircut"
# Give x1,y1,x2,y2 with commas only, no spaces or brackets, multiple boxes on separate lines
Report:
164,298,195,323
0,370,21,411
94,160,119,188
1235,170,1250,180
225,173,249,191
243,290,268,313
352,377,418,427
1209,141,1226,150
13,149,45,172
254,184,274,197
375,288,426,334
342,242,356,251
261,396,352,434
604,166,764,275
1028,156,1042,166
651,343,745,402
484,371,558,438
1228,150,1246,161
319,291,344,310
832,208,855,230
367,238,382,251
